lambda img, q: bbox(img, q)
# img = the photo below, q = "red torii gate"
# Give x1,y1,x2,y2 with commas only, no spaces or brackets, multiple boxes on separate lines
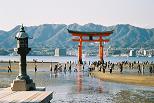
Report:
68,30,113,64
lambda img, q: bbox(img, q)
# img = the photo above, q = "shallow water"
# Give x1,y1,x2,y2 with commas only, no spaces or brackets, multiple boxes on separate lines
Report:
28,70,154,103
0,64,154,102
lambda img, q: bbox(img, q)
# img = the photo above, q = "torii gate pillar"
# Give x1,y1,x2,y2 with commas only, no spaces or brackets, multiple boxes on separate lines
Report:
99,43,103,62
78,36,82,64
99,36,104,62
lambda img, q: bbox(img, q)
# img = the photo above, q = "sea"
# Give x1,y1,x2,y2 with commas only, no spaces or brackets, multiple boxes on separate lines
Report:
0,56,154,63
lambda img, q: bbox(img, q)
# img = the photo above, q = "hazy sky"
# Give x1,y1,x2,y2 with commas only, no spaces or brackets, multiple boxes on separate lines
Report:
0,0,154,30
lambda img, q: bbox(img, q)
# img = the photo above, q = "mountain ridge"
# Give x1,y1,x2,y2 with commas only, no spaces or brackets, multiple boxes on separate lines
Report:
0,23,154,49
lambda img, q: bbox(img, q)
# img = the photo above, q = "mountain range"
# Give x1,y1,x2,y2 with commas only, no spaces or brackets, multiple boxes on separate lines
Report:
0,23,154,49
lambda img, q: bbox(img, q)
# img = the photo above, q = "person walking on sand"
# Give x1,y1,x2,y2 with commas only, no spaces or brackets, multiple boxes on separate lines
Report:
89,61,91,65
64,64,67,72
8,66,12,73
34,64,37,72
142,64,145,74
69,65,71,72
69,64,72,72
152,64,154,73
98,63,101,72
102,63,106,73
131,63,134,69
34,60,37,72
149,65,152,73
8,60,12,73
54,64,58,73
109,64,112,73
58,64,62,72
83,64,85,72
119,63,123,73
50,62,52,72
137,64,141,74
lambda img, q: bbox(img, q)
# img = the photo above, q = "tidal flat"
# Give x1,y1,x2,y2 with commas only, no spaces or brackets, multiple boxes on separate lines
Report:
0,69,154,103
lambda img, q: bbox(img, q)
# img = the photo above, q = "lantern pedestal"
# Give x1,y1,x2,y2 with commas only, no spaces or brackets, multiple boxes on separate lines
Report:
11,74,36,91
11,79,35,91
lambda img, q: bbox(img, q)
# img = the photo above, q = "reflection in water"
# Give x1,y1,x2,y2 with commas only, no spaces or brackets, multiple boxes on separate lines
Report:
76,65,82,93
97,79,103,93
49,72,52,79
55,73,58,78
49,71,58,79
75,64,104,94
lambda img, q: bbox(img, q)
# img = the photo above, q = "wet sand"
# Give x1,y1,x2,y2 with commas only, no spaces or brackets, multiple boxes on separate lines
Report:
0,61,74,88
91,71,154,87
0,62,66,71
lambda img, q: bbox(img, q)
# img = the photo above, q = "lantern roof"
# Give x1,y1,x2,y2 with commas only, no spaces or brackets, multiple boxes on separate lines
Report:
15,24,29,39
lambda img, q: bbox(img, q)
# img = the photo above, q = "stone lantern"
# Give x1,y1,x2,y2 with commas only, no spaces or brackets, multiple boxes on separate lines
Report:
11,25,36,91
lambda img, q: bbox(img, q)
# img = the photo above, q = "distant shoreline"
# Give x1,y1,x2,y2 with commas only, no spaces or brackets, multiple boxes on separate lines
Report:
0,56,154,64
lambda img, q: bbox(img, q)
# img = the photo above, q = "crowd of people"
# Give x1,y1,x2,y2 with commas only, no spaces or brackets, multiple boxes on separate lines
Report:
89,60,154,74
6,59,154,75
